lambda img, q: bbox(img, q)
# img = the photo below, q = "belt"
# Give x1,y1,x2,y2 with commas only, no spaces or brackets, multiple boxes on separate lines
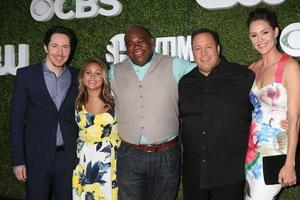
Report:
122,137,178,152
56,145,65,151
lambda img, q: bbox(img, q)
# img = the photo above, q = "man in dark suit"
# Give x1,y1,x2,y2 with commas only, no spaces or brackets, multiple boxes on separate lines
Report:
10,26,79,200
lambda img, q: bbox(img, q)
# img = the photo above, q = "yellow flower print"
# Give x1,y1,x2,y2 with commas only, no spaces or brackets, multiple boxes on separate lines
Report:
111,124,119,137
83,183,104,199
112,187,118,200
77,112,87,129
73,165,84,195
86,125,103,138
94,113,113,126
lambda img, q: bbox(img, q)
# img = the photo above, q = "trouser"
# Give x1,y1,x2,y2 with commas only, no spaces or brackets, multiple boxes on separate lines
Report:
183,179,245,200
117,142,181,200
26,149,73,200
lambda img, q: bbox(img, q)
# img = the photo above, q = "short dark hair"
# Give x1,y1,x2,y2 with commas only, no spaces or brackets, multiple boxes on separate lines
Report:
247,8,278,30
43,26,77,64
124,25,153,41
191,28,220,46
43,26,75,49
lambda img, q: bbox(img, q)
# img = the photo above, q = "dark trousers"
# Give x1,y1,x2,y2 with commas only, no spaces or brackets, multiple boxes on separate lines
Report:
117,142,181,200
183,179,245,200
26,150,73,200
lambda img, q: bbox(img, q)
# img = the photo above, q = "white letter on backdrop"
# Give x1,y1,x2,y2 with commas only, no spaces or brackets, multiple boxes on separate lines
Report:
76,0,99,18
99,0,123,17
54,0,75,20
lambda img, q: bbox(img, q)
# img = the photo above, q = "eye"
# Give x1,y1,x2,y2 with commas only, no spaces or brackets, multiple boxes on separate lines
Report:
84,71,91,75
249,34,256,38
62,45,71,51
263,30,269,35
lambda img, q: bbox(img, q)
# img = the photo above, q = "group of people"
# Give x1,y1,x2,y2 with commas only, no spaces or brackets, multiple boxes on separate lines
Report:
10,8,299,200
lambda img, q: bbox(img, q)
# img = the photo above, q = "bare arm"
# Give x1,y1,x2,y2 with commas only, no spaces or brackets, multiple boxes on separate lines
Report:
278,58,300,187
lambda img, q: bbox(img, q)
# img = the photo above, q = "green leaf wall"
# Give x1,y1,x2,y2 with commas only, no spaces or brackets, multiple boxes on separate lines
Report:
0,0,299,199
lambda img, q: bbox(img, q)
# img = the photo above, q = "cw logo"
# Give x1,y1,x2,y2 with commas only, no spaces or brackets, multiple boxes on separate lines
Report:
196,0,285,9
0,45,29,76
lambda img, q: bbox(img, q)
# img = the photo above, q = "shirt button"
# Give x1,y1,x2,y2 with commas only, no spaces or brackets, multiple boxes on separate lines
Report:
202,146,206,150
202,159,206,163
203,116,208,120
202,131,206,135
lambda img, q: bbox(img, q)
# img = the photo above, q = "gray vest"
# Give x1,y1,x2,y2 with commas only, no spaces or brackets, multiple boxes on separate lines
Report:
111,54,179,144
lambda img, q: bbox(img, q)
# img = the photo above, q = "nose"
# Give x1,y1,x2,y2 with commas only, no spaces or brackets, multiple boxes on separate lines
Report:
200,48,207,56
57,47,63,55
257,34,263,42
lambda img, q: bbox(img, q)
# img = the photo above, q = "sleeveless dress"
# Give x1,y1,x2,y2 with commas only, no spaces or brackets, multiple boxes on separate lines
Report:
245,54,289,200
72,106,120,200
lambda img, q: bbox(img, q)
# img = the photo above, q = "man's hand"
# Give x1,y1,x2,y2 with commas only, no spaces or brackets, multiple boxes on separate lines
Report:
13,165,27,182
280,119,288,131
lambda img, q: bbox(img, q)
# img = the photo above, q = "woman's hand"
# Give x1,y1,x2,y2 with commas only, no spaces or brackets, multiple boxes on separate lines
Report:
278,163,297,187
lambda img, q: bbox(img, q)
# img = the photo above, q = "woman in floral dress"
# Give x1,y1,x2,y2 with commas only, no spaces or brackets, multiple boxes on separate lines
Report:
245,8,300,200
72,59,120,200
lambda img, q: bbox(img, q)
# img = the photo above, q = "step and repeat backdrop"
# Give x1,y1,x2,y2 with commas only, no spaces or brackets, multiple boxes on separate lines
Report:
0,0,299,199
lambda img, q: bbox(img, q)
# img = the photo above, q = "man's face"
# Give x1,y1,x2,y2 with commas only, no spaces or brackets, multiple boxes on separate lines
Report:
125,27,154,66
192,33,220,76
44,33,71,69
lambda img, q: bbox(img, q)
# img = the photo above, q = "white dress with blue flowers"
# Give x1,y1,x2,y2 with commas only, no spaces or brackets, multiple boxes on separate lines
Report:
245,54,289,200
72,106,120,200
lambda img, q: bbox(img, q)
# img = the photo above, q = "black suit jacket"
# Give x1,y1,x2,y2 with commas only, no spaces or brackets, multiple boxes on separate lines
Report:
10,63,79,167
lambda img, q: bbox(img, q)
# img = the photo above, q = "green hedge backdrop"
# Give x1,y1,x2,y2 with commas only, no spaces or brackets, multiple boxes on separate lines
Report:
0,0,299,199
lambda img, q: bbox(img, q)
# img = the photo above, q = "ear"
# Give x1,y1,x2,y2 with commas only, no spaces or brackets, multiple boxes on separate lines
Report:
217,45,220,55
274,27,279,38
150,37,155,47
44,45,48,54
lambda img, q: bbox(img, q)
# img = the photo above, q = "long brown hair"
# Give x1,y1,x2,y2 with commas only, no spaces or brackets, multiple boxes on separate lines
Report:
75,58,114,111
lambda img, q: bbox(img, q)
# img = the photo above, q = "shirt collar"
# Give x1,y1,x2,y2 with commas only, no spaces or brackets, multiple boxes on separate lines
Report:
128,53,155,69
42,59,67,76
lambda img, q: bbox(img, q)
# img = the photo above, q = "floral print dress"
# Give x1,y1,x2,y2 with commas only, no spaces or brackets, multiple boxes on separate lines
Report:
72,106,120,200
245,54,289,200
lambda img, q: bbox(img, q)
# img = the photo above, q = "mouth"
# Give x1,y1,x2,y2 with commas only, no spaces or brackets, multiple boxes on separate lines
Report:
257,43,267,49
88,80,97,84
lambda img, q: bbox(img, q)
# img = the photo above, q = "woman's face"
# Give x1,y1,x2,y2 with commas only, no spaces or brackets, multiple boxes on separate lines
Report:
82,62,104,91
249,19,279,55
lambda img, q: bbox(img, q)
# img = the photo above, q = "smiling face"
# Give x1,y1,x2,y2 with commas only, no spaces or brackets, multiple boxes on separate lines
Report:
249,19,279,55
125,27,155,66
82,62,104,91
44,33,71,71
192,32,220,76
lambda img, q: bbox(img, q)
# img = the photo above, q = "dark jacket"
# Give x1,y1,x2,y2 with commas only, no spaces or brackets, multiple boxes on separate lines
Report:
10,63,79,167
